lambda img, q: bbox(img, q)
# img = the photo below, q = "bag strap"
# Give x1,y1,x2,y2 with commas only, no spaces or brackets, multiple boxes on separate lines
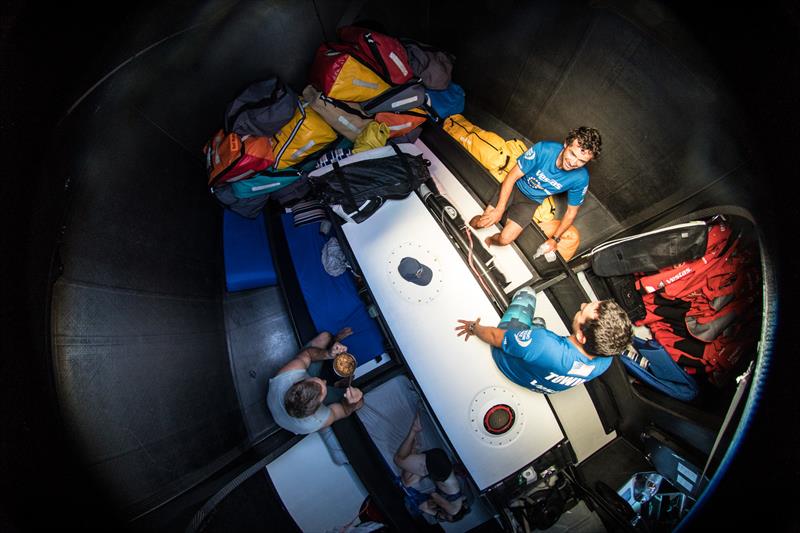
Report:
364,32,392,81
272,99,305,169
332,161,358,214
320,94,372,120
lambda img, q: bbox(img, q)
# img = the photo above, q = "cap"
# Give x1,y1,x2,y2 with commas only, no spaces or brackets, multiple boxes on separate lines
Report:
398,256,433,286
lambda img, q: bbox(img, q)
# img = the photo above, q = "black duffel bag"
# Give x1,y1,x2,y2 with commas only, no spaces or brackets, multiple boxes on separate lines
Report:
311,144,431,223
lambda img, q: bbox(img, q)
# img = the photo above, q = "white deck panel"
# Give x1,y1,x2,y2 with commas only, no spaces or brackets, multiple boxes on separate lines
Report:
342,194,563,490
414,139,535,293
267,432,368,532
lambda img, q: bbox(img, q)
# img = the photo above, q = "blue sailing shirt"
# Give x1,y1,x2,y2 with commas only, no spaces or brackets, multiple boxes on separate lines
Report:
515,141,589,206
491,328,612,394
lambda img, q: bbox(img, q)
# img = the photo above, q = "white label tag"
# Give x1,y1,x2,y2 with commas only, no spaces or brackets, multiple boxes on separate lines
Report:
676,462,698,482
675,474,694,492
291,140,316,160
337,116,360,132
228,169,255,182
391,96,420,108
251,182,283,192
352,79,379,89
389,51,409,76
388,122,412,131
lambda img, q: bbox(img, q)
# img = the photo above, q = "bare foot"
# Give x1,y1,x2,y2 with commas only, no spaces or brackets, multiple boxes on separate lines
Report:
308,331,332,349
333,326,353,343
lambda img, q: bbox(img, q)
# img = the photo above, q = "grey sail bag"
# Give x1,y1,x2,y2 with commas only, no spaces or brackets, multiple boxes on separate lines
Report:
400,38,455,90
225,76,297,137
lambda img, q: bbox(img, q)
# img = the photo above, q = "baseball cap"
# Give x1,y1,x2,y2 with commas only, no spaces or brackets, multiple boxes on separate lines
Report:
398,256,433,286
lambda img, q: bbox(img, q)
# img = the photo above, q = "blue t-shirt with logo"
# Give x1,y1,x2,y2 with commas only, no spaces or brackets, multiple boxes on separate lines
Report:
515,141,589,206
491,327,612,394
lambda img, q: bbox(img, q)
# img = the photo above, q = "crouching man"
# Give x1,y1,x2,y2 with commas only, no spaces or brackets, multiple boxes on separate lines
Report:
267,328,363,434
456,288,632,394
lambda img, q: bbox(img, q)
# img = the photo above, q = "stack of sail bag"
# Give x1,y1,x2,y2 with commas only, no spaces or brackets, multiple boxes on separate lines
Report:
442,115,579,261
204,26,464,219
589,218,760,400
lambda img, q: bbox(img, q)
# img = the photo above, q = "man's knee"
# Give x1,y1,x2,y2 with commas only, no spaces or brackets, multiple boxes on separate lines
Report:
495,233,517,246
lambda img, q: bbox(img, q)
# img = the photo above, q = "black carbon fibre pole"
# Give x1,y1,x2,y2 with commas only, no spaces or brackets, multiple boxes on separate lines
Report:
417,182,510,309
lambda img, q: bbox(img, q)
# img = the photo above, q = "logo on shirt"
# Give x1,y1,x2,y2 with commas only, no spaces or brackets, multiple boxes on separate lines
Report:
523,147,536,160
514,329,532,347
567,361,595,378
528,169,563,191
543,372,587,388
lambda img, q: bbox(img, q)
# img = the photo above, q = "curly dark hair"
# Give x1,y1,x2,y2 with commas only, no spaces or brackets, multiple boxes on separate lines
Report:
580,300,632,356
565,127,602,159
285,379,324,418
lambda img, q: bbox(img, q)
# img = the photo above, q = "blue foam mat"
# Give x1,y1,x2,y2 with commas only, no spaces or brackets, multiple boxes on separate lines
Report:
281,214,385,365
223,210,277,291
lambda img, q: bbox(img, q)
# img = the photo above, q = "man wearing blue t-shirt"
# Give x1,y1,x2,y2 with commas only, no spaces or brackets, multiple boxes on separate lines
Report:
470,127,602,251
455,287,631,394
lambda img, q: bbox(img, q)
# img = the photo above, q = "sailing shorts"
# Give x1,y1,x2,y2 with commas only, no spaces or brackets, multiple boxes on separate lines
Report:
489,185,539,228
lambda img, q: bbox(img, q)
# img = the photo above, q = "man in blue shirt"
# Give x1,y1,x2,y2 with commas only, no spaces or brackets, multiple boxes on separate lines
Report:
455,287,631,394
470,127,602,251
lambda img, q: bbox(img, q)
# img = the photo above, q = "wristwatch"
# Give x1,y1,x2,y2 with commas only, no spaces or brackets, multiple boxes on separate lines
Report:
553,235,561,244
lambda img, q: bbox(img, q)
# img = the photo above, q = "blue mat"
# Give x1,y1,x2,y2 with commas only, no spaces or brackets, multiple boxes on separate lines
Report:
223,210,277,292
281,214,385,365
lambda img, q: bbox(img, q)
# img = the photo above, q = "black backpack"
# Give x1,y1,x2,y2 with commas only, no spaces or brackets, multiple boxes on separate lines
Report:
311,144,431,223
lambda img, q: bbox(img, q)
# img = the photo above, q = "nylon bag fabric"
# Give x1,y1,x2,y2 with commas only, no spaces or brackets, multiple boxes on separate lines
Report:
400,38,455,90
309,43,391,102
537,219,580,261
489,138,528,182
302,85,372,141
604,274,647,322
426,82,465,119
337,26,414,85
204,129,275,187
231,170,303,199
273,103,337,169
224,77,297,137
443,114,509,174
591,221,709,277
376,108,429,138
311,145,431,223
361,79,426,114
621,337,699,401
212,184,269,219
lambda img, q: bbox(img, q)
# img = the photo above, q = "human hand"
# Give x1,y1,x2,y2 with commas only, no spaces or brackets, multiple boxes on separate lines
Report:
455,317,480,342
330,341,348,357
344,386,363,406
477,208,501,228
542,239,557,253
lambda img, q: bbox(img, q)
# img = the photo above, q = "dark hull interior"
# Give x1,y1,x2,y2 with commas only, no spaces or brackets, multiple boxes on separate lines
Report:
2,1,797,531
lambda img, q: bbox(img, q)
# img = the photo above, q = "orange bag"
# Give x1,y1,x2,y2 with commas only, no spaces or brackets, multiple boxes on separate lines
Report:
204,130,275,188
375,108,428,138
537,219,580,261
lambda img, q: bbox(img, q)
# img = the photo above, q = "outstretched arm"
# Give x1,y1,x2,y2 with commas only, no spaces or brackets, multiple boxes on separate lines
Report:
455,318,506,348
476,164,524,227
394,413,423,463
277,339,348,374
542,204,580,253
